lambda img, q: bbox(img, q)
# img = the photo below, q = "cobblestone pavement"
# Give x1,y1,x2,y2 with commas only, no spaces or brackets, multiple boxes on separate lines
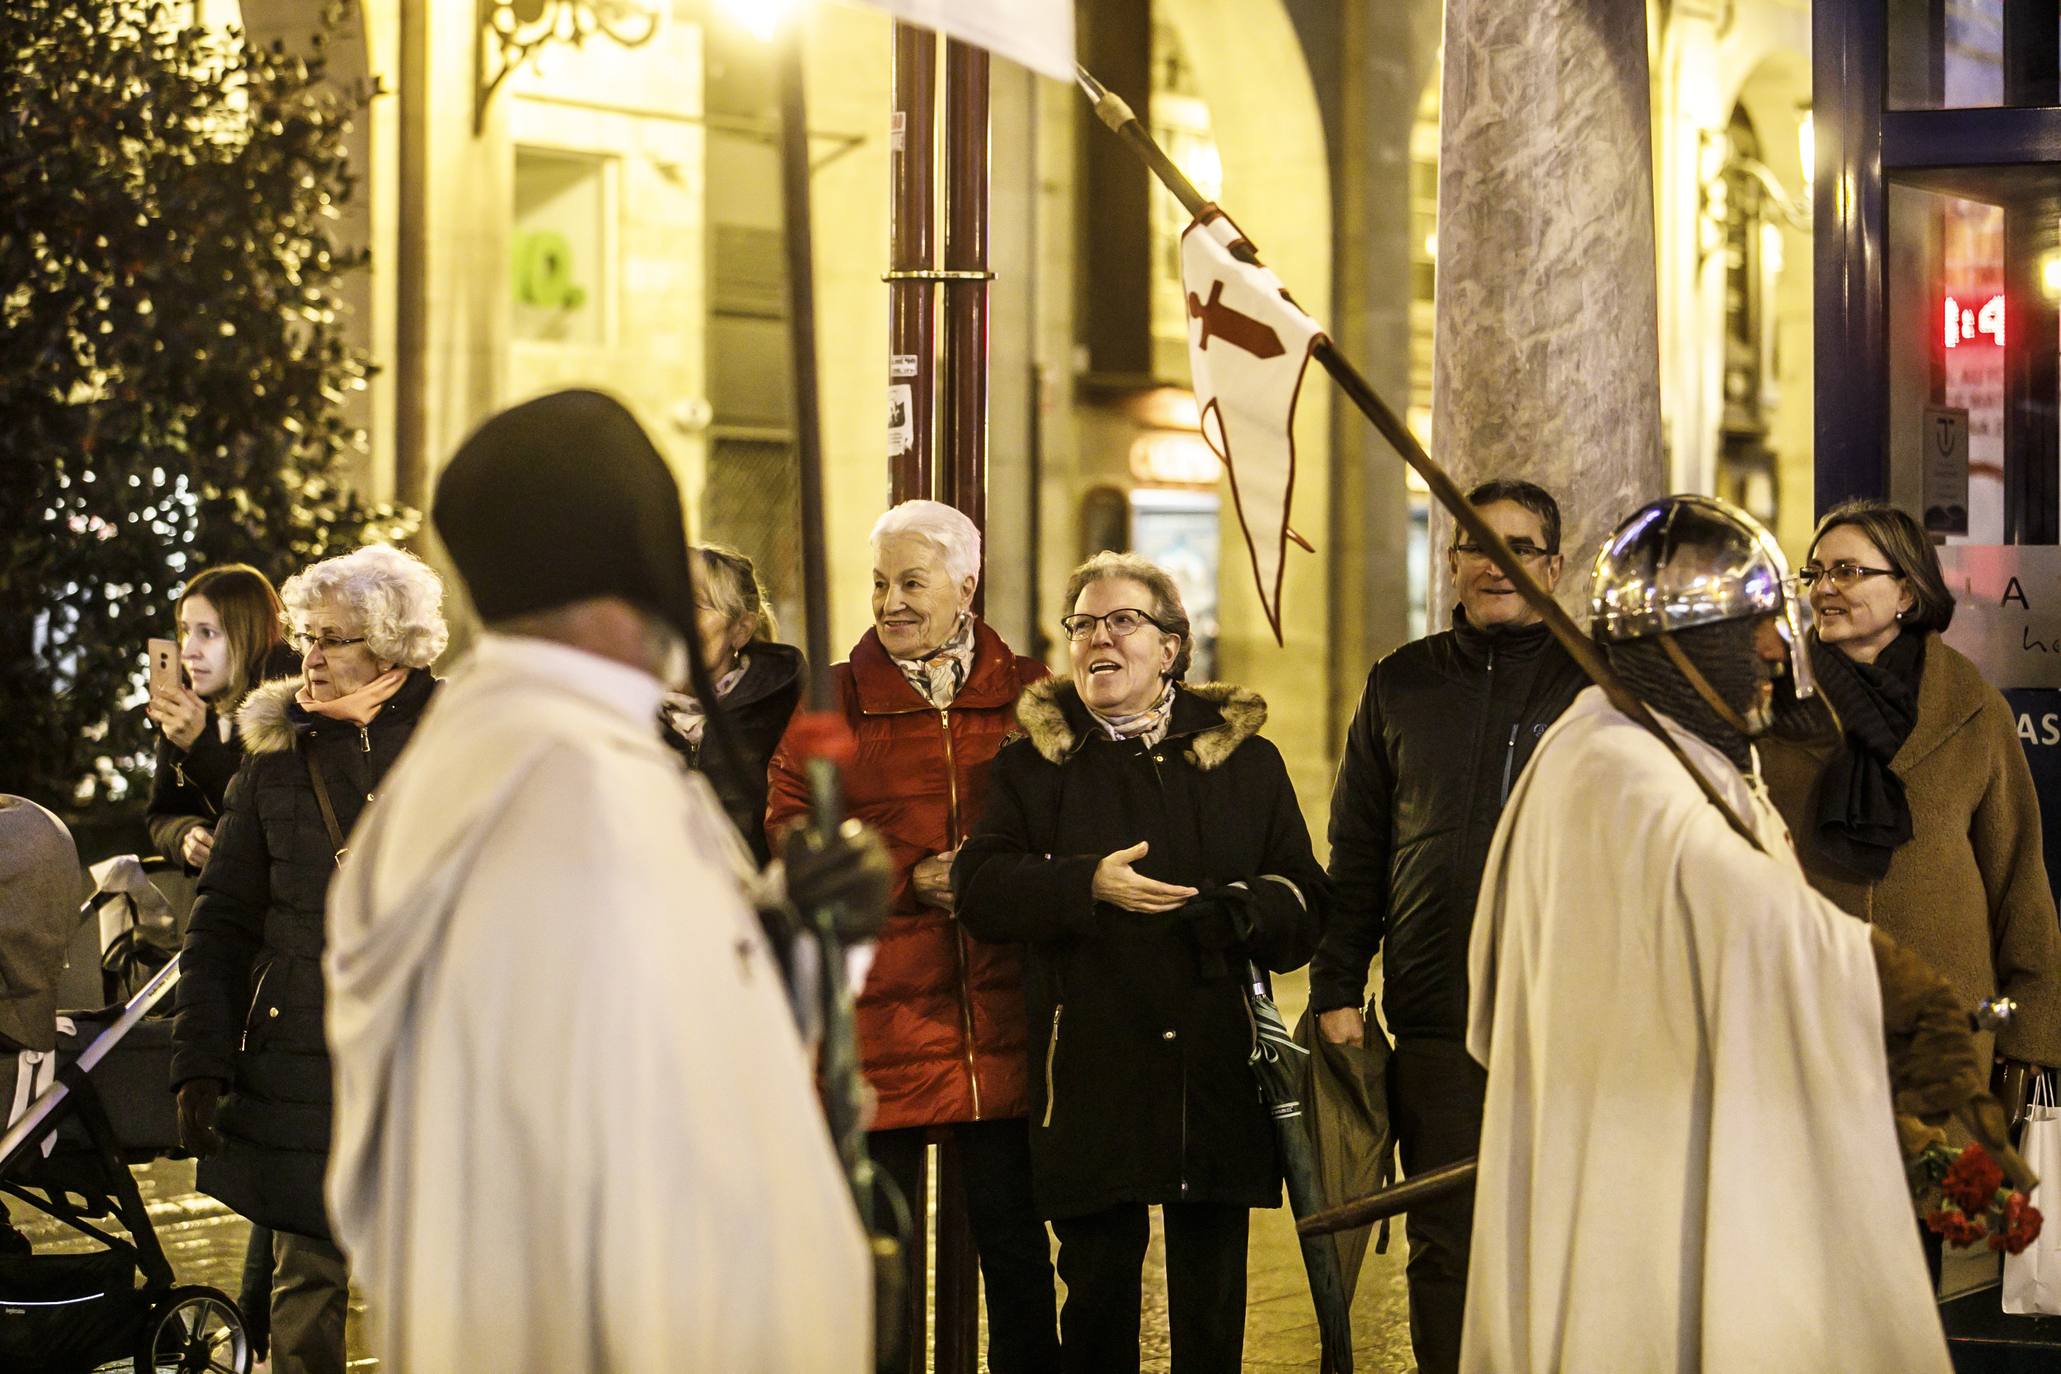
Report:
9,971,1415,1373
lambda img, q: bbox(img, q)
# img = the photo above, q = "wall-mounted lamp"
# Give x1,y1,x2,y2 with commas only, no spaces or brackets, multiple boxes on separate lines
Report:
475,0,663,135
1697,123,1812,266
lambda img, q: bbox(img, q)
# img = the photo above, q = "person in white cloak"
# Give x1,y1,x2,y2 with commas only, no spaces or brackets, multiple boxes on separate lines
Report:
1461,494,1996,1374
323,390,874,1373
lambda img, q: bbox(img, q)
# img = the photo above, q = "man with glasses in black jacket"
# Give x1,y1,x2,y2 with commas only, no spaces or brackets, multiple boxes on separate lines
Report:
1311,478,1585,1374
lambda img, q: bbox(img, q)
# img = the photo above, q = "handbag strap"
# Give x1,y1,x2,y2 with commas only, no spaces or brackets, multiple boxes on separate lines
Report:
302,744,349,868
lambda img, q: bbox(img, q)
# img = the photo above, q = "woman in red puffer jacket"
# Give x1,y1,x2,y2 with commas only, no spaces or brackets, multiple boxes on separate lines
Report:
766,499,1058,1372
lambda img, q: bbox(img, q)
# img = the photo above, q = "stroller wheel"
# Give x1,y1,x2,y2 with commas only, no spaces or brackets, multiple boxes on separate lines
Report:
133,1285,251,1374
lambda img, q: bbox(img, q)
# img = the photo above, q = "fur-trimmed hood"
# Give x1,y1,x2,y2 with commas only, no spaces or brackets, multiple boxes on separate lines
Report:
235,667,438,755
236,677,306,755
1015,677,1266,771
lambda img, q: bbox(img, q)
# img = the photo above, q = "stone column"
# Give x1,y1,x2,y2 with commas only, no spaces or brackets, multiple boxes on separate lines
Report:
1429,0,1667,623
1330,0,1438,728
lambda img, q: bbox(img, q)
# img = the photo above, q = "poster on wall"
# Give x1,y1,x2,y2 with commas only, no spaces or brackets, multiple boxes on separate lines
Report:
1938,545,2061,914
2005,688,2061,905
1934,545,2061,690
1922,404,1970,536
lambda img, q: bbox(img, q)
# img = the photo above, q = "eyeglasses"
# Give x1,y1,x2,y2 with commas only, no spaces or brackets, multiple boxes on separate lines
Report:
1797,561,1900,589
1060,608,1168,641
289,632,367,655
1452,541,1554,563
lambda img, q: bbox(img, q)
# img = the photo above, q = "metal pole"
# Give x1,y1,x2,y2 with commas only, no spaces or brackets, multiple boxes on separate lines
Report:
929,40,991,1373
888,22,938,504
939,39,992,602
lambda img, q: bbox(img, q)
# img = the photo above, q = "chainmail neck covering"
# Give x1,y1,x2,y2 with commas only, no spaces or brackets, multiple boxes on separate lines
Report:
1604,618,1765,773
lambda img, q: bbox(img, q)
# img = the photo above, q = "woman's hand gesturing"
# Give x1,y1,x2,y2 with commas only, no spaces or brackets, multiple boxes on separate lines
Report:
1091,841,1198,914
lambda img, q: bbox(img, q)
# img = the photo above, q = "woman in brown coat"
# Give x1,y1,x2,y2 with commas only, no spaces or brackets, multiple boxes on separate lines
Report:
1763,501,2061,1091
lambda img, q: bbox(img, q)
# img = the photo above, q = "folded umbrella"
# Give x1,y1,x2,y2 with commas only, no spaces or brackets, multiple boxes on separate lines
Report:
1291,999,1396,1294
1247,963,1355,1373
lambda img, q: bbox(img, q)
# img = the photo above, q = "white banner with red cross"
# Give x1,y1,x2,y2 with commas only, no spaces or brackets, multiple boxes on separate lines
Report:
1180,211,1323,644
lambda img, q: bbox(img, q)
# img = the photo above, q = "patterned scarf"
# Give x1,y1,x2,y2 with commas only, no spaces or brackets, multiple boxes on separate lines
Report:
1086,679,1177,748
893,614,976,707
296,666,409,728
663,658,749,746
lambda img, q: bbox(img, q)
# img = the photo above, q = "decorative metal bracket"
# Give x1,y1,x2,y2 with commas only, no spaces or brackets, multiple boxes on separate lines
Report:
474,0,662,136
880,269,996,283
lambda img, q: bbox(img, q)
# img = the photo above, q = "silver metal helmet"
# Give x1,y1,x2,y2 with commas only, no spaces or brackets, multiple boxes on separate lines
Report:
1590,494,1817,700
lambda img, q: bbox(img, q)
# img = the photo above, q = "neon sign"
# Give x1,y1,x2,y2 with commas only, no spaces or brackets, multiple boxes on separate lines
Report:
1945,294,2004,348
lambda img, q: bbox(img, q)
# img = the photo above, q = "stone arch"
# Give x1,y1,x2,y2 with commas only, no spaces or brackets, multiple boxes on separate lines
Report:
1725,44,1814,556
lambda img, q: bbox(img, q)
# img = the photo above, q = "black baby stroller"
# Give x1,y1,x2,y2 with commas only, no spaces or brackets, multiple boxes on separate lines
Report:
0,950,252,1373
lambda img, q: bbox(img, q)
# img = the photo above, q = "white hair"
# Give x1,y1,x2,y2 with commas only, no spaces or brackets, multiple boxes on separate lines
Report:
280,543,449,669
870,500,981,587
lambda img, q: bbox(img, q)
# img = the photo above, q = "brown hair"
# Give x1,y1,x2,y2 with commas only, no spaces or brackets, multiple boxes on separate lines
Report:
1063,550,1194,680
692,544,779,642
178,563,287,704
1808,500,1956,633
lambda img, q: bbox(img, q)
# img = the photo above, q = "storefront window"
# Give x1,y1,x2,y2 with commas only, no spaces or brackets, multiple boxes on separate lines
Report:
1888,0,2060,111
1886,171,2061,544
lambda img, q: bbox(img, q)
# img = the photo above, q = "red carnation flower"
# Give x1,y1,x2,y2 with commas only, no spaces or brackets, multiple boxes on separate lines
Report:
1942,1144,2006,1214
1988,1193,2044,1257
1926,1208,1990,1249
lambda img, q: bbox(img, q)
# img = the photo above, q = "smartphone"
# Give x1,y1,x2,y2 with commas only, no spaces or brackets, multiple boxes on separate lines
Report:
146,638,181,698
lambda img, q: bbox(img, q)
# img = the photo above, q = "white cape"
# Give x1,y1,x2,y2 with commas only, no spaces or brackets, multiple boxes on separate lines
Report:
324,636,869,1373
1463,687,1949,1374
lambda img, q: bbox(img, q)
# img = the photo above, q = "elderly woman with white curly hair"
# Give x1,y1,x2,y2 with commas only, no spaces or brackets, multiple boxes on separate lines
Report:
171,542,448,1374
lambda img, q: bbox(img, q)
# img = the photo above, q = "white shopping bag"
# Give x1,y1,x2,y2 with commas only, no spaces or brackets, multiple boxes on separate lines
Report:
2004,1072,2061,1315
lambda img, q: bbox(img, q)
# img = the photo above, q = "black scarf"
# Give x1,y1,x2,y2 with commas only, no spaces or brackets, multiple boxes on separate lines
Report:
1808,630,1924,880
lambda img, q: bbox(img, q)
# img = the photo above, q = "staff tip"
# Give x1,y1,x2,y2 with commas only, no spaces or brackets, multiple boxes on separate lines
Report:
1073,64,1135,131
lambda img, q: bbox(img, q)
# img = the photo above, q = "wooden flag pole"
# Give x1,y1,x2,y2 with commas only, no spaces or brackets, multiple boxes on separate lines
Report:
1073,65,1766,852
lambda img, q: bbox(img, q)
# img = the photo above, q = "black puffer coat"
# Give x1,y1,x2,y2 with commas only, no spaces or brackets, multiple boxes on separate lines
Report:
145,643,302,867
954,679,1326,1219
169,668,438,1240
664,641,804,864
1308,610,1584,1038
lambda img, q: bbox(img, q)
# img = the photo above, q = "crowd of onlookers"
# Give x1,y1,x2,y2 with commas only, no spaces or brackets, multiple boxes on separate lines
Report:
3,451,2054,1373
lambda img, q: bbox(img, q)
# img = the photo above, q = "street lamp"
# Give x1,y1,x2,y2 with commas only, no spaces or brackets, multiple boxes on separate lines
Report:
474,0,664,134
712,0,803,42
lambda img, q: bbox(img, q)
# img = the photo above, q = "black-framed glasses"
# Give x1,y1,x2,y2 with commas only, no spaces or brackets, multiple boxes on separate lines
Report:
289,632,368,655
1452,540,1555,562
1060,608,1168,642
1797,561,1900,589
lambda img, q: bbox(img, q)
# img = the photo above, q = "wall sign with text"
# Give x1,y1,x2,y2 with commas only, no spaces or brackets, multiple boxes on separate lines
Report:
1936,545,2061,690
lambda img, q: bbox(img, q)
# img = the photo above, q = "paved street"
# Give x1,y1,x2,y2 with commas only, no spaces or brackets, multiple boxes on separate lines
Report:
8,970,1414,1373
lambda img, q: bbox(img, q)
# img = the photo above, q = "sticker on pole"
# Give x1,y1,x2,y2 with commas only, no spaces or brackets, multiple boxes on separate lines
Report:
888,383,915,457
1179,210,1323,644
